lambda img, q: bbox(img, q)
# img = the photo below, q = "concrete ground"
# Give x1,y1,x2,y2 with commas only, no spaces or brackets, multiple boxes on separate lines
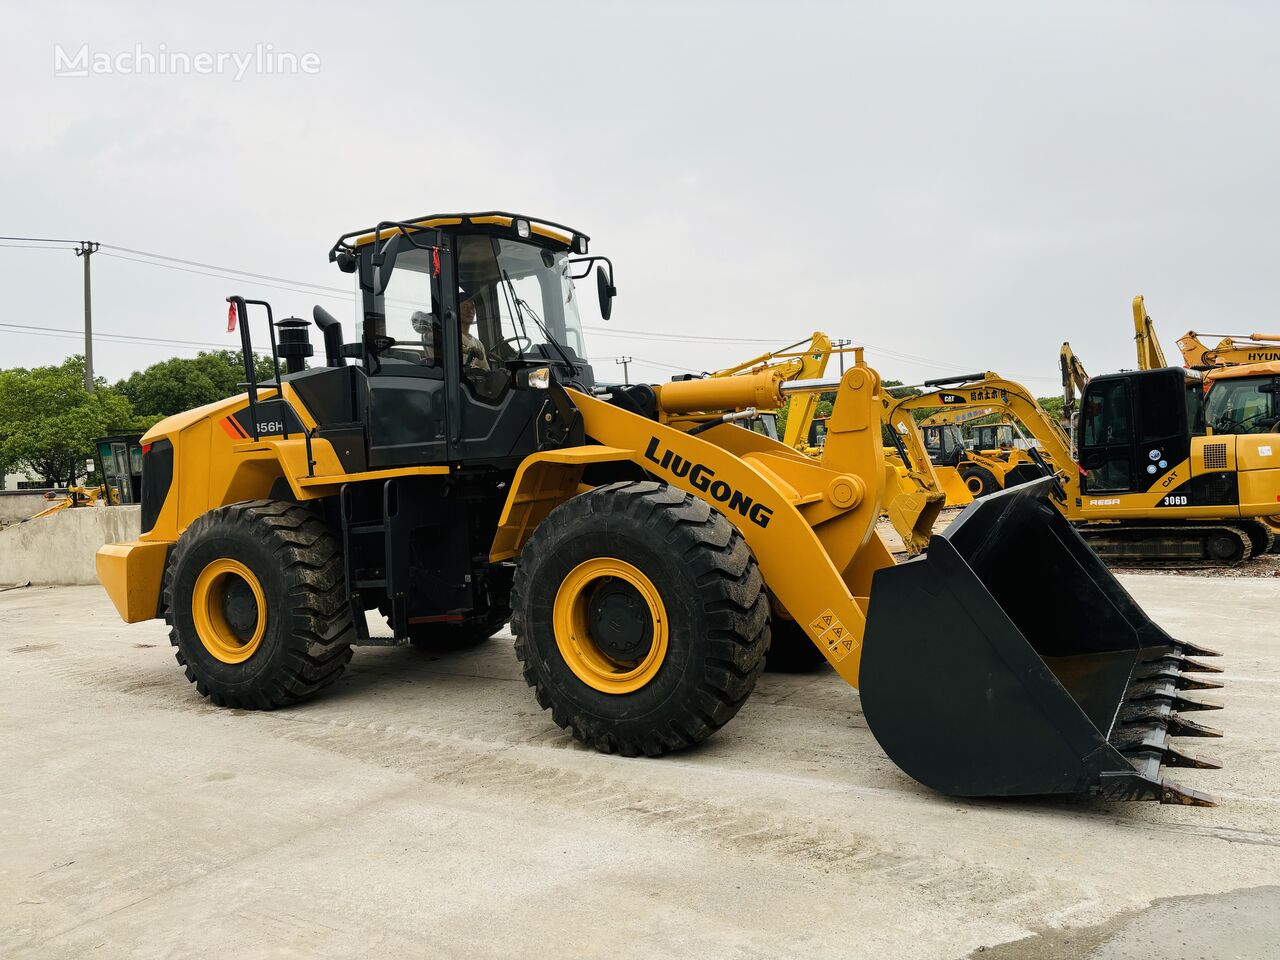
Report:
1,578,1278,959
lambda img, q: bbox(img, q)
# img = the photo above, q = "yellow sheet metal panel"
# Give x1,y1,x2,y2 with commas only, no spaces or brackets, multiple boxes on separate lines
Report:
95,540,170,623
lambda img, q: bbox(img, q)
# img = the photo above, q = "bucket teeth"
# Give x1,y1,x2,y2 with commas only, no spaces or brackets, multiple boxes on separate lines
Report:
1147,652,1224,674
1162,746,1222,770
1134,664,1224,690
1173,695,1223,712
1166,715,1224,738
1160,780,1218,807
1176,640,1222,659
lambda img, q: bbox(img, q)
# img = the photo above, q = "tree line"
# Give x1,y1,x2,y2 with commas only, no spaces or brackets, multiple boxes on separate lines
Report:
0,351,271,486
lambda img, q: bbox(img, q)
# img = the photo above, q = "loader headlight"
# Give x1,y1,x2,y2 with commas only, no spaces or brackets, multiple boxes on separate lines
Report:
514,218,532,238
519,366,552,390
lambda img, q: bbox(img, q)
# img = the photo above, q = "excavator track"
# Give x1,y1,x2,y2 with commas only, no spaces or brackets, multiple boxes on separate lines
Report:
1079,523,1254,569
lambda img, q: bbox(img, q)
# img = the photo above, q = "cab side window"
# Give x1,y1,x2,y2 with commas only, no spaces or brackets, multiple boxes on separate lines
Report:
1082,380,1130,447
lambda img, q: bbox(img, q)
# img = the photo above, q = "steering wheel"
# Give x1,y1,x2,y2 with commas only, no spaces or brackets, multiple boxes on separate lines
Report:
490,335,533,362
1028,447,1066,501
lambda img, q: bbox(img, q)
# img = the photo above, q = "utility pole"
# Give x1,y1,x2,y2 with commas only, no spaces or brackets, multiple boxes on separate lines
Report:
615,356,632,385
832,338,852,375
75,241,100,393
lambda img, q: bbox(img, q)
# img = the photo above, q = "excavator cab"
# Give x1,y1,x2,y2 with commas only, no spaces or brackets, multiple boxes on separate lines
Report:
1077,368,1201,495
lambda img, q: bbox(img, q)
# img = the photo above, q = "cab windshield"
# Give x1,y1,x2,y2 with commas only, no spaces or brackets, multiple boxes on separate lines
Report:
1204,377,1278,434
456,234,589,364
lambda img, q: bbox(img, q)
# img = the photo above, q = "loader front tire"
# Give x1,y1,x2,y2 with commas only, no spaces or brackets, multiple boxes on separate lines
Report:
512,481,769,757
165,500,355,709
961,464,1000,498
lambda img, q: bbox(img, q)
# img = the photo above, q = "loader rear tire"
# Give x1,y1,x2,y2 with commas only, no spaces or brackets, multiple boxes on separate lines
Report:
512,481,769,757
164,500,355,709
765,616,829,672
960,464,1000,498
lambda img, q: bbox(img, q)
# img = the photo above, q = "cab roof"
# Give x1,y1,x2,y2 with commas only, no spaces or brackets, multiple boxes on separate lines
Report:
346,212,585,249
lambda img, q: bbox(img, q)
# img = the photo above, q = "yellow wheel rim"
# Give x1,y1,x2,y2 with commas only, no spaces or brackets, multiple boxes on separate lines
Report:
552,557,669,695
191,558,266,664
965,474,984,495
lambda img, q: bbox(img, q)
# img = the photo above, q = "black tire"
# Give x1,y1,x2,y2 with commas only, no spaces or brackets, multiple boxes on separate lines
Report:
765,615,829,672
960,464,1000,498
164,500,355,709
402,607,510,653
511,481,769,757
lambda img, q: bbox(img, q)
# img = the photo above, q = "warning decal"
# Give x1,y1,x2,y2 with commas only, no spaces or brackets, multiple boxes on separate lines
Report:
809,608,857,662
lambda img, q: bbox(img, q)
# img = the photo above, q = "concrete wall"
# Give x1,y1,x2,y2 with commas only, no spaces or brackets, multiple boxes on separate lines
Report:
0,505,141,586
0,489,62,524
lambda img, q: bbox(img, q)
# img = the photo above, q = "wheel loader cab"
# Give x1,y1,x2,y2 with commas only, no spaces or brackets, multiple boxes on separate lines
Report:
348,222,597,469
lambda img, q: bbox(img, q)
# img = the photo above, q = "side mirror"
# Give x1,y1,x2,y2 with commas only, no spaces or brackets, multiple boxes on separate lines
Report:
373,232,403,296
596,264,617,321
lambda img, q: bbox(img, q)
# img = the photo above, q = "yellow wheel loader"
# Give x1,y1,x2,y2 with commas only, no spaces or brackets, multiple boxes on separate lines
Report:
888,370,1280,566
97,213,1226,805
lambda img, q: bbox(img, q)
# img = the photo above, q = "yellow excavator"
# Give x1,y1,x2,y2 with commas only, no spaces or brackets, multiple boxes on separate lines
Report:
1059,341,1089,447
888,369,1279,565
96,212,1227,806
1133,295,1280,546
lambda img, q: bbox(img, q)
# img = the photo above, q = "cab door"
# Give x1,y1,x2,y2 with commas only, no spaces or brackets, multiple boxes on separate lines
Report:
1078,377,1135,493
361,237,453,469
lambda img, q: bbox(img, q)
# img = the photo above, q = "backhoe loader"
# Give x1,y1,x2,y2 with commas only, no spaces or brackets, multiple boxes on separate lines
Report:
916,406,1042,497
96,212,1226,805
888,370,1280,565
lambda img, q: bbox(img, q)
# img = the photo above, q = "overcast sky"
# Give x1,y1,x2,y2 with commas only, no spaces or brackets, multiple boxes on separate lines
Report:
2,1,1277,393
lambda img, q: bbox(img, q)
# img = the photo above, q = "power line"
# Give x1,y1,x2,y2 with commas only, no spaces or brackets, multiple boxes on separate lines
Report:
0,241,81,251
96,251,355,301
98,243,354,296
0,236,1060,383
0,234,85,244
0,321,230,350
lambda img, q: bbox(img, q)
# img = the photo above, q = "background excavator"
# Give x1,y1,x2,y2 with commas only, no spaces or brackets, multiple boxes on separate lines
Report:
1059,341,1090,446
888,370,1279,565
95,212,1226,806
1132,295,1280,546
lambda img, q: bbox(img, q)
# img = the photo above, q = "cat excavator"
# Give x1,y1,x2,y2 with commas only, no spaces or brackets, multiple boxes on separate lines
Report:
95,212,1228,806
1133,295,1280,546
888,369,1279,565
